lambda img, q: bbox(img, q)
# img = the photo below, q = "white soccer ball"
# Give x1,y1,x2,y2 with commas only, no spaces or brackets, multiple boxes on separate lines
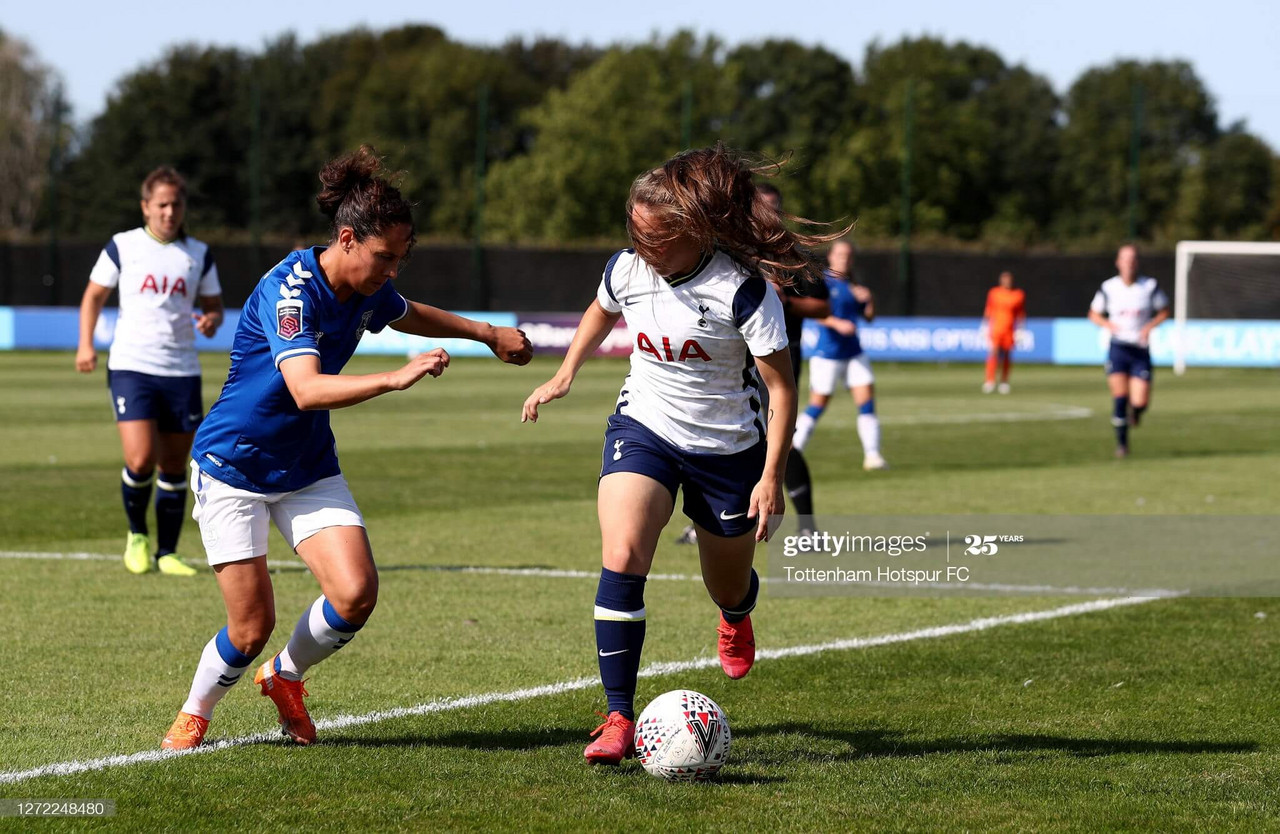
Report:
633,689,731,782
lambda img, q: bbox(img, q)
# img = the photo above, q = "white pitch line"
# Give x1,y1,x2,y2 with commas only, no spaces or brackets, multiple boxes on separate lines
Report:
0,594,1171,786
0,551,1184,597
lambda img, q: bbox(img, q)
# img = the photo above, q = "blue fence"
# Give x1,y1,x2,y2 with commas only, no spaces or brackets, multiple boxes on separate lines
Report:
2,307,1276,367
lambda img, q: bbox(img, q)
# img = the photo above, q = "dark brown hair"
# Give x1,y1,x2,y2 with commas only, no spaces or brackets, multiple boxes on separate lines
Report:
625,144,851,287
316,145,415,245
140,166,186,202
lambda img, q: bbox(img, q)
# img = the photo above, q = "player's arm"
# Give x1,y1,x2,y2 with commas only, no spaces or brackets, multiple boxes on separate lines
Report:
76,282,113,373
1140,308,1170,341
392,300,532,365
279,351,449,411
781,292,830,320
816,315,857,336
1087,309,1114,332
750,348,797,542
857,287,876,323
522,300,621,423
196,294,224,338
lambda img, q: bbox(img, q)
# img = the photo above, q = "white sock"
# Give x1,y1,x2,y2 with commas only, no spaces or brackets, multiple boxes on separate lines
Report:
857,413,881,456
276,596,362,681
180,627,255,719
793,412,816,452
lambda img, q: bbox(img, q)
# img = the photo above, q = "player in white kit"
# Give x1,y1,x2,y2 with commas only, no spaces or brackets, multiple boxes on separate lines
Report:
1087,244,1169,457
522,144,848,766
76,167,224,576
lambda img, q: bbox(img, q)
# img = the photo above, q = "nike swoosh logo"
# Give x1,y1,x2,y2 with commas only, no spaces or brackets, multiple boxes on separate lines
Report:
720,511,746,520
598,649,628,657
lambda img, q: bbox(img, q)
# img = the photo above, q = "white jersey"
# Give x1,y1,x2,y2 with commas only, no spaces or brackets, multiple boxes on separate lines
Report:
89,227,221,377
1090,275,1168,346
596,248,788,454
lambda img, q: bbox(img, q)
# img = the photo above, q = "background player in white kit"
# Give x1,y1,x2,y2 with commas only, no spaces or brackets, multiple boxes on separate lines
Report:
522,144,847,766
76,167,224,576
1087,244,1169,457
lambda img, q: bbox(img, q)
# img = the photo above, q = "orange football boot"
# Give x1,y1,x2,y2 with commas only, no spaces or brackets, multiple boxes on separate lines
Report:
254,655,316,745
162,711,210,750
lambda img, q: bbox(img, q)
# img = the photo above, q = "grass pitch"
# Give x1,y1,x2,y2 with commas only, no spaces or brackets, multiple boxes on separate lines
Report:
0,352,1277,831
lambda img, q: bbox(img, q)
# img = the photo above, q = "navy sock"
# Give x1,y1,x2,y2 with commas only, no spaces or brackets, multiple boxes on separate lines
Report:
721,569,760,624
1112,396,1129,446
155,472,188,557
784,448,814,517
121,467,154,535
594,568,646,719
1132,403,1147,425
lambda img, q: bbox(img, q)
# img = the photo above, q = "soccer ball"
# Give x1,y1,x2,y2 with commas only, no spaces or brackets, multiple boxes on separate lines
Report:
633,689,731,781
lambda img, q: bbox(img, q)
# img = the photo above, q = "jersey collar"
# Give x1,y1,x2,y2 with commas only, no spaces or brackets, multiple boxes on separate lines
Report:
664,250,714,288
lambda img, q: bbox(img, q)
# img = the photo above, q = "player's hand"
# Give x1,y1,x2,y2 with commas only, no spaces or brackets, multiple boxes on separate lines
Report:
521,375,571,423
747,473,785,542
75,346,97,373
391,348,450,390
851,284,872,303
487,326,533,365
194,313,221,338
830,318,857,337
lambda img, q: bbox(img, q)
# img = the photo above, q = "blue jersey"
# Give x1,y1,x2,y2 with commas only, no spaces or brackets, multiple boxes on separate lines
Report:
810,272,867,360
193,246,408,493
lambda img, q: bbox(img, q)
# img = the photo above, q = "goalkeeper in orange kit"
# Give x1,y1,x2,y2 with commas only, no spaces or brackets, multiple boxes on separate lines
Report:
982,271,1026,394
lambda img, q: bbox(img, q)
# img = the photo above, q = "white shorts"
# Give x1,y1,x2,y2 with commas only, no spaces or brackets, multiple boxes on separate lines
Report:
809,355,875,395
190,460,365,566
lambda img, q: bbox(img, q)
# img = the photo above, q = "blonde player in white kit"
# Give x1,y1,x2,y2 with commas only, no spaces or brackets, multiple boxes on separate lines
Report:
522,145,849,767
1087,244,1169,457
76,167,225,575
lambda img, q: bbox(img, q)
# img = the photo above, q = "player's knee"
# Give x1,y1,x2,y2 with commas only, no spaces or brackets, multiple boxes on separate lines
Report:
123,455,155,477
601,542,652,575
228,614,275,657
328,575,379,624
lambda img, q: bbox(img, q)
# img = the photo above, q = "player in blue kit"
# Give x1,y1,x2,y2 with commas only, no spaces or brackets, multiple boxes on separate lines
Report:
76,167,224,577
1087,244,1169,457
161,147,532,750
522,145,847,766
792,239,887,470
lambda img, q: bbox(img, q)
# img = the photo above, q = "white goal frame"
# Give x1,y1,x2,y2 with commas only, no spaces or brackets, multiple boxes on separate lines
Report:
1173,240,1280,375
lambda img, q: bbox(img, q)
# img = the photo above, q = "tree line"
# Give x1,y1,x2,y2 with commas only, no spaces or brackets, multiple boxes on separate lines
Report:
3,25,1278,249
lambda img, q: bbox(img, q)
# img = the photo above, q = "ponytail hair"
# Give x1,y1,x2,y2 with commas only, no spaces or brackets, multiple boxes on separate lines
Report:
625,143,851,287
316,145,415,245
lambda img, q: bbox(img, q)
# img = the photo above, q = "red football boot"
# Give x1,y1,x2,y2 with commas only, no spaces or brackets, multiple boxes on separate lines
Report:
717,612,756,679
584,711,636,765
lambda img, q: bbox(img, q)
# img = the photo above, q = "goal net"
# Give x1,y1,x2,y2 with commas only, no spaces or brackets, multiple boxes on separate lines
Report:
1173,240,1280,375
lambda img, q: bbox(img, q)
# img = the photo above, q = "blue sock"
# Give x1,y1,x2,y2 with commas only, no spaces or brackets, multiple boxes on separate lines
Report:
594,568,646,719
154,472,187,557
1112,396,1129,446
121,467,154,535
721,569,759,624
859,399,876,415
804,404,825,420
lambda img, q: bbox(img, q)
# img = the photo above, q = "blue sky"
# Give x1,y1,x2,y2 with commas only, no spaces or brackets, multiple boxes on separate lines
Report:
8,1,1279,149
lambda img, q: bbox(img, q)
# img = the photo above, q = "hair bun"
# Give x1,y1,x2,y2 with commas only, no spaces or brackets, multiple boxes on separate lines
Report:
316,145,382,219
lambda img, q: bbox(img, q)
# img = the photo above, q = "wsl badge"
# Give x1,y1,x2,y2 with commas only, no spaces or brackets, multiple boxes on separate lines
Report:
276,298,304,341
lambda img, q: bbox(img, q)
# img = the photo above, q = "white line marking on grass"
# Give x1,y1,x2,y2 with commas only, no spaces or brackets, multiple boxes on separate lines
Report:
1,552,1184,597
881,404,1093,426
0,594,1174,786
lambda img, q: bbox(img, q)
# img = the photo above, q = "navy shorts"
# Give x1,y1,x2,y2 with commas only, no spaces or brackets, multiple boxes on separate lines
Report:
107,370,203,432
1105,343,1153,381
600,414,766,538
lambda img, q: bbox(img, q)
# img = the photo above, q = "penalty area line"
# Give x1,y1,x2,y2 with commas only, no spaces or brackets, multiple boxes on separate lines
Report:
0,594,1173,786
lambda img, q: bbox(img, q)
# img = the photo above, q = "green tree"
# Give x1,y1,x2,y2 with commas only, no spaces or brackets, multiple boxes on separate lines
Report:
718,40,858,221
483,33,732,242
1056,60,1217,242
813,37,1059,243
0,29,67,234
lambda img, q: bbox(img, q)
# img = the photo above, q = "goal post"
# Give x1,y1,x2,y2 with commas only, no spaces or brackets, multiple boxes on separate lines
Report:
1173,240,1280,375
